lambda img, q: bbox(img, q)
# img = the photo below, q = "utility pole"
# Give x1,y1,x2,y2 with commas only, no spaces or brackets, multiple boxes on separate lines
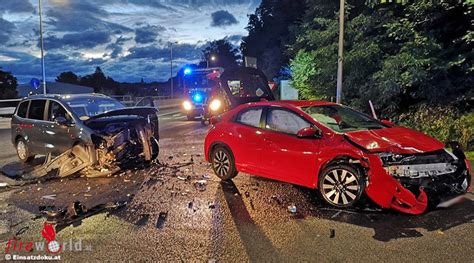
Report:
38,0,47,94
169,41,180,98
170,43,174,98
336,0,345,104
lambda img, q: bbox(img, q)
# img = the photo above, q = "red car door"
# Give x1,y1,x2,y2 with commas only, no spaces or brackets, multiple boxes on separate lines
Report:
260,107,321,188
229,106,265,175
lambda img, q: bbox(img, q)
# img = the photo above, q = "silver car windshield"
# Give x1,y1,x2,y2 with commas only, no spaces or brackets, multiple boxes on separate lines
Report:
301,105,386,133
66,98,125,119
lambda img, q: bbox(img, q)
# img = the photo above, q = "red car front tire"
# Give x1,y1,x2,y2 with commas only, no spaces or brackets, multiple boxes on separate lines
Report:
318,164,364,208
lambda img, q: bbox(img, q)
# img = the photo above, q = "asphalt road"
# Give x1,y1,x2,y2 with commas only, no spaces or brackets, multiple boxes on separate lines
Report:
0,110,473,262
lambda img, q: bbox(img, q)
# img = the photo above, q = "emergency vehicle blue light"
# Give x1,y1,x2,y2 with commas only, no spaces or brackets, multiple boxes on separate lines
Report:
193,93,203,103
184,68,192,75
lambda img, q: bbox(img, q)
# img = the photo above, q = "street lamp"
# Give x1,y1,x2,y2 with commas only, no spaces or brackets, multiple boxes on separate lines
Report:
336,0,345,104
38,0,47,94
170,41,178,98
207,55,216,68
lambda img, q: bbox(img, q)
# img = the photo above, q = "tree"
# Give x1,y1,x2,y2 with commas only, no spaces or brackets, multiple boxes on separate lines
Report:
201,39,240,69
241,0,307,79
289,1,473,117
0,68,18,99
55,71,79,85
80,67,118,94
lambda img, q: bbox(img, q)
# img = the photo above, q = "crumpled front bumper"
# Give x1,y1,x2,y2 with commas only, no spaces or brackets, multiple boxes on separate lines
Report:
363,155,471,215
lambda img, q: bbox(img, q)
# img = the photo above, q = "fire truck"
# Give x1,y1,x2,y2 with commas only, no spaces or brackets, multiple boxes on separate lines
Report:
181,67,223,121
182,67,275,124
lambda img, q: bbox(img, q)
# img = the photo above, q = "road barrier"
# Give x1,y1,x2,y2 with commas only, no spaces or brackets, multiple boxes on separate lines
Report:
0,96,181,117
0,99,21,117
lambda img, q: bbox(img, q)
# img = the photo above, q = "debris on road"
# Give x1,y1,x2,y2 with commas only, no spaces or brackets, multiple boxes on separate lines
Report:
156,212,168,228
178,175,191,181
41,194,57,200
39,201,127,227
249,199,255,210
208,202,216,209
271,195,282,205
195,180,207,191
135,214,150,226
288,205,297,214
0,182,8,188
15,226,29,236
66,201,86,218
330,229,335,238
331,210,342,219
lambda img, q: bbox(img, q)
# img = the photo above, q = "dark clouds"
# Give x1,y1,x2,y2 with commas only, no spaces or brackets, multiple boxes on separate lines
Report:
0,18,16,45
106,36,132,58
1,0,259,83
45,2,130,33
0,0,34,14
211,10,239,27
126,43,202,61
135,25,166,44
43,31,111,50
160,0,259,8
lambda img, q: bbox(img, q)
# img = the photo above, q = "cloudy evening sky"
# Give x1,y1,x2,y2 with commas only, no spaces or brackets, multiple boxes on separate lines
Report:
0,0,260,83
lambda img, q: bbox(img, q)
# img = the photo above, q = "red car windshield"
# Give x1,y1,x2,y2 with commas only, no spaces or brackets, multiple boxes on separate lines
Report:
301,105,386,133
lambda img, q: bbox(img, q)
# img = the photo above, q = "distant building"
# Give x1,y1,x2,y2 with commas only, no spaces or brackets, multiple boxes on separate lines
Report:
17,82,94,97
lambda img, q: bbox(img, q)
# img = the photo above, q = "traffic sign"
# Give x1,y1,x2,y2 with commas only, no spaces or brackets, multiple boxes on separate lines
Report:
30,78,40,89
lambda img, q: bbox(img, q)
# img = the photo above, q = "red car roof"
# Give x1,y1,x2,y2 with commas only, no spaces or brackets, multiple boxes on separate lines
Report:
245,100,338,107
278,100,338,107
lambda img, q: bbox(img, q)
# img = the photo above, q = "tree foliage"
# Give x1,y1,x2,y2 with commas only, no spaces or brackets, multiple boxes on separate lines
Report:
241,0,307,79
56,71,79,85
56,67,118,94
289,0,473,117
0,68,18,99
201,39,240,69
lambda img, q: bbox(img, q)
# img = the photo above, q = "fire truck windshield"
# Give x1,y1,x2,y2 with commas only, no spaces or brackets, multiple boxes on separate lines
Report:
184,73,216,89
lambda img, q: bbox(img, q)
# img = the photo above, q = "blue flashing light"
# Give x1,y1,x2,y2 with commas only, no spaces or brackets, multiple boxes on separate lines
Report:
193,93,203,103
184,68,192,75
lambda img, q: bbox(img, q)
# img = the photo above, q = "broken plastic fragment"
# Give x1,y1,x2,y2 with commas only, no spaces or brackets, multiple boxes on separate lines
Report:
208,202,216,209
288,205,297,214
195,180,207,191
41,194,57,200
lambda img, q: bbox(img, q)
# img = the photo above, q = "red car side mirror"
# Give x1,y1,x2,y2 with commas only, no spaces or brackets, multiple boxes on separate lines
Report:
297,127,322,139
381,119,395,127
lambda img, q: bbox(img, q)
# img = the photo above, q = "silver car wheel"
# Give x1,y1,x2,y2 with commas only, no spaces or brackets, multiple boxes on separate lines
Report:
321,169,360,206
17,140,28,160
213,150,230,177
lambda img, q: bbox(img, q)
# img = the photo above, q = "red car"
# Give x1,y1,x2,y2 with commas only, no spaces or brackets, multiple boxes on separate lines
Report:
204,100,472,214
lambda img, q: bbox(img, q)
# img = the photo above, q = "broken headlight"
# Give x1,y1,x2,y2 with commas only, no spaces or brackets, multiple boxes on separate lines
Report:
377,150,459,179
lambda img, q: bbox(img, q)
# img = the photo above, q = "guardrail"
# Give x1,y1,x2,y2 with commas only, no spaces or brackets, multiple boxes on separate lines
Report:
0,96,182,117
0,99,21,117
111,95,175,107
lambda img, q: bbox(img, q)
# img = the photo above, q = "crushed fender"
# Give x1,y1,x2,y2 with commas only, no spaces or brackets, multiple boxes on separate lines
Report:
21,118,159,179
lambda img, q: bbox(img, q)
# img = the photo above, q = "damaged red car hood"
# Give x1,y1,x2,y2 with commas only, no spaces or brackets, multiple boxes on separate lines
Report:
345,127,445,154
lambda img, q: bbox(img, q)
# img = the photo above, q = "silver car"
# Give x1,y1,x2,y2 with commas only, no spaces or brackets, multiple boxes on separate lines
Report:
11,94,159,177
